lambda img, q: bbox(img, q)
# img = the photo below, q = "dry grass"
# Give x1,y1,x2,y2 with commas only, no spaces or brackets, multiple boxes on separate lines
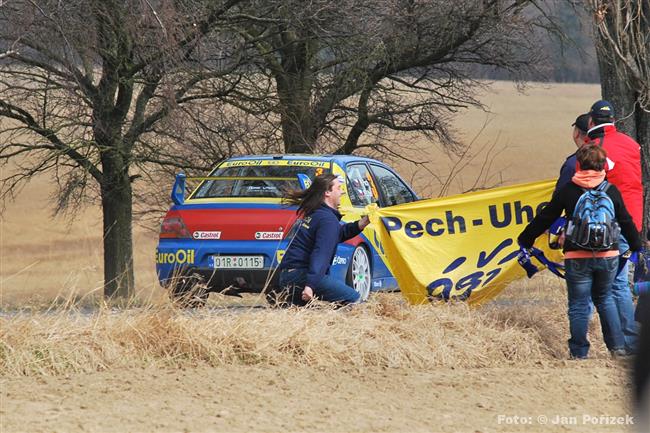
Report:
388,81,602,196
0,295,543,376
0,283,615,377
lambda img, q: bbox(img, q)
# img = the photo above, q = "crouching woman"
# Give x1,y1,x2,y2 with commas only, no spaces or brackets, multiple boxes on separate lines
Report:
277,173,369,306
518,144,642,359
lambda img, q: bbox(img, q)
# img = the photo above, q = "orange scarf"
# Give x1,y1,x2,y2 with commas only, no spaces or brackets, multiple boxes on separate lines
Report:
571,170,606,189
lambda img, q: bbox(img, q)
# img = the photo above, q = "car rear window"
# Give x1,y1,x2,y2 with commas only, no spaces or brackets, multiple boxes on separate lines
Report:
191,160,332,199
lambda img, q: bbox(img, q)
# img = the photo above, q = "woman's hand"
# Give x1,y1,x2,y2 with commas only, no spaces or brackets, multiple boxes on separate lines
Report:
302,285,314,302
358,215,370,230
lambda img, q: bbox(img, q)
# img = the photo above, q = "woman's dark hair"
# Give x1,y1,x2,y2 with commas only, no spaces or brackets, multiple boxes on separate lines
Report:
576,144,607,171
283,173,337,216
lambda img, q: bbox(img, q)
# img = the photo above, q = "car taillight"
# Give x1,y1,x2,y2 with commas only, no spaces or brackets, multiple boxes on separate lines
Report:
160,216,191,238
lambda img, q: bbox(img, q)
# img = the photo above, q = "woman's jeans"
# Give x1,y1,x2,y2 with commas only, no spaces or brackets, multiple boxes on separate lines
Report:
278,268,360,306
565,257,625,358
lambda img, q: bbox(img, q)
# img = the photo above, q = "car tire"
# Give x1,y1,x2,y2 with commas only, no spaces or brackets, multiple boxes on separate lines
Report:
347,245,372,301
170,272,208,308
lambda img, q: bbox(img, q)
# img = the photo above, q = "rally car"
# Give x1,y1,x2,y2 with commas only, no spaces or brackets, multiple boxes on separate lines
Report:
156,154,418,306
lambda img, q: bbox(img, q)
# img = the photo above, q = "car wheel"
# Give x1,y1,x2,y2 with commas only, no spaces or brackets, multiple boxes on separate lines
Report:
170,273,208,308
347,245,371,301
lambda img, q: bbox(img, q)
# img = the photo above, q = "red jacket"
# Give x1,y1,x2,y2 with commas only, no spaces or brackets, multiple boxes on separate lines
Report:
588,124,643,231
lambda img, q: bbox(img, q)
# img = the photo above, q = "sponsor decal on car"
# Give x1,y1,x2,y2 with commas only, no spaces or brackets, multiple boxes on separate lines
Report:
332,255,347,265
193,231,221,240
255,231,283,240
220,160,330,168
156,249,196,264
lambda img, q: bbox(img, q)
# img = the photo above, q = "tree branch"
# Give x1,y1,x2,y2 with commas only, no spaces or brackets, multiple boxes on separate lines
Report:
0,100,103,182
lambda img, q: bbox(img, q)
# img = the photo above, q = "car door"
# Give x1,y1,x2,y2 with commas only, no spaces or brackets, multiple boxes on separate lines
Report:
341,162,391,287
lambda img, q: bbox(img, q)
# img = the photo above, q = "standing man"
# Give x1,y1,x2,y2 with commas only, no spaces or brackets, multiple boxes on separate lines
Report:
277,173,370,306
555,113,591,192
587,99,644,354
548,114,592,250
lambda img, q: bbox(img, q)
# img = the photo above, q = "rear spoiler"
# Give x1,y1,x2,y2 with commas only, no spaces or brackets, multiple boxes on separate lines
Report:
171,173,186,205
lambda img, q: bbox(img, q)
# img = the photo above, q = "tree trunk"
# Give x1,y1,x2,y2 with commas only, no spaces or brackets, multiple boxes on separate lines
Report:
636,107,650,238
596,50,637,136
276,74,318,153
275,34,317,154
595,41,650,239
100,150,135,299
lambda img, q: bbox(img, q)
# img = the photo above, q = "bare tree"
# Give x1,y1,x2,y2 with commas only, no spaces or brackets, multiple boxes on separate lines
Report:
225,0,549,155
0,0,246,298
587,0,650,235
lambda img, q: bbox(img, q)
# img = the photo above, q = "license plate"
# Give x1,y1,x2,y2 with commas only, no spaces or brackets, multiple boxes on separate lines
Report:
210,255,264,269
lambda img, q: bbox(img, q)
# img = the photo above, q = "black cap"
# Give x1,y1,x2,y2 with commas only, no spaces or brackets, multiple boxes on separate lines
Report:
572,113,590,133
589,100,615,119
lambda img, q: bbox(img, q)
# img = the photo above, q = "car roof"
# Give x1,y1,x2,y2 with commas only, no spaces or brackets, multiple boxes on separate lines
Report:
226,154,384,165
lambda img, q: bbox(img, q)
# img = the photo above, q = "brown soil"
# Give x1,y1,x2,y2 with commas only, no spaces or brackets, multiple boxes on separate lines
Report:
0,362,635,433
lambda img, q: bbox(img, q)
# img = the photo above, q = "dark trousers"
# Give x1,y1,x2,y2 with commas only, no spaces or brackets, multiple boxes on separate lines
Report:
564,257,624,358
278,268,360,306
634,293,650,424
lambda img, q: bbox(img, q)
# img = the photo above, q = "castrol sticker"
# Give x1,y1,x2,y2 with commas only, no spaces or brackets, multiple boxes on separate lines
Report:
255,232,283,240
193,231,221,240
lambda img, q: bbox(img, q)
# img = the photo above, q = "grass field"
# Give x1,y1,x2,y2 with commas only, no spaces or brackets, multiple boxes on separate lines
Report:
2,81,641,433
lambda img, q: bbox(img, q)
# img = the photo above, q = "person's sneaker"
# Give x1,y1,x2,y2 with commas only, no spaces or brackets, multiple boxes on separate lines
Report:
610,349,632,359
569,355,588,360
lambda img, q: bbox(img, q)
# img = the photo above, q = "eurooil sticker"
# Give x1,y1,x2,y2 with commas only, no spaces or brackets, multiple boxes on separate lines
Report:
220,160,330,168
156,249,195,264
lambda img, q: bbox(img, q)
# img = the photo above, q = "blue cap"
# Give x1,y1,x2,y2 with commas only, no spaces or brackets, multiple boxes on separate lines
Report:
589,100,615,119
572,113,590,133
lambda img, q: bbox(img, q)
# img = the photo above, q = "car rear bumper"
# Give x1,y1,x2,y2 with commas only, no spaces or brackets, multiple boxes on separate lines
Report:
175,267,280,293
156,238,287,292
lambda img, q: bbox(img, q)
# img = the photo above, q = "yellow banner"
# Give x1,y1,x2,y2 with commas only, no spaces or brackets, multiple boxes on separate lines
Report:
368,179,563,306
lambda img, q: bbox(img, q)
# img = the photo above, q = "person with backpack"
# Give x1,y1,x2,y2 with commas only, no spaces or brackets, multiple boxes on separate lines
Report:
518,144,643,359
587,100,643,354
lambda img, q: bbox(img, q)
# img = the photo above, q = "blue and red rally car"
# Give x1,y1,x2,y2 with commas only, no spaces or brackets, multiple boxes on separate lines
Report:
156,154,418,305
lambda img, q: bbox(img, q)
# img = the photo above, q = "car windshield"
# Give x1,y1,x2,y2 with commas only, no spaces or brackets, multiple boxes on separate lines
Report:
191,160,331,199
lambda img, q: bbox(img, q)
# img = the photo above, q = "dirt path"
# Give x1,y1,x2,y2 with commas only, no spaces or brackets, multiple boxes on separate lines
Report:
1,362,637,433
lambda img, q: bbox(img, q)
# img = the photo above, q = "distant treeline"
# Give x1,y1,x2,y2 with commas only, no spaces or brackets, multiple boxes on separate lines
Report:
473,4,599,83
